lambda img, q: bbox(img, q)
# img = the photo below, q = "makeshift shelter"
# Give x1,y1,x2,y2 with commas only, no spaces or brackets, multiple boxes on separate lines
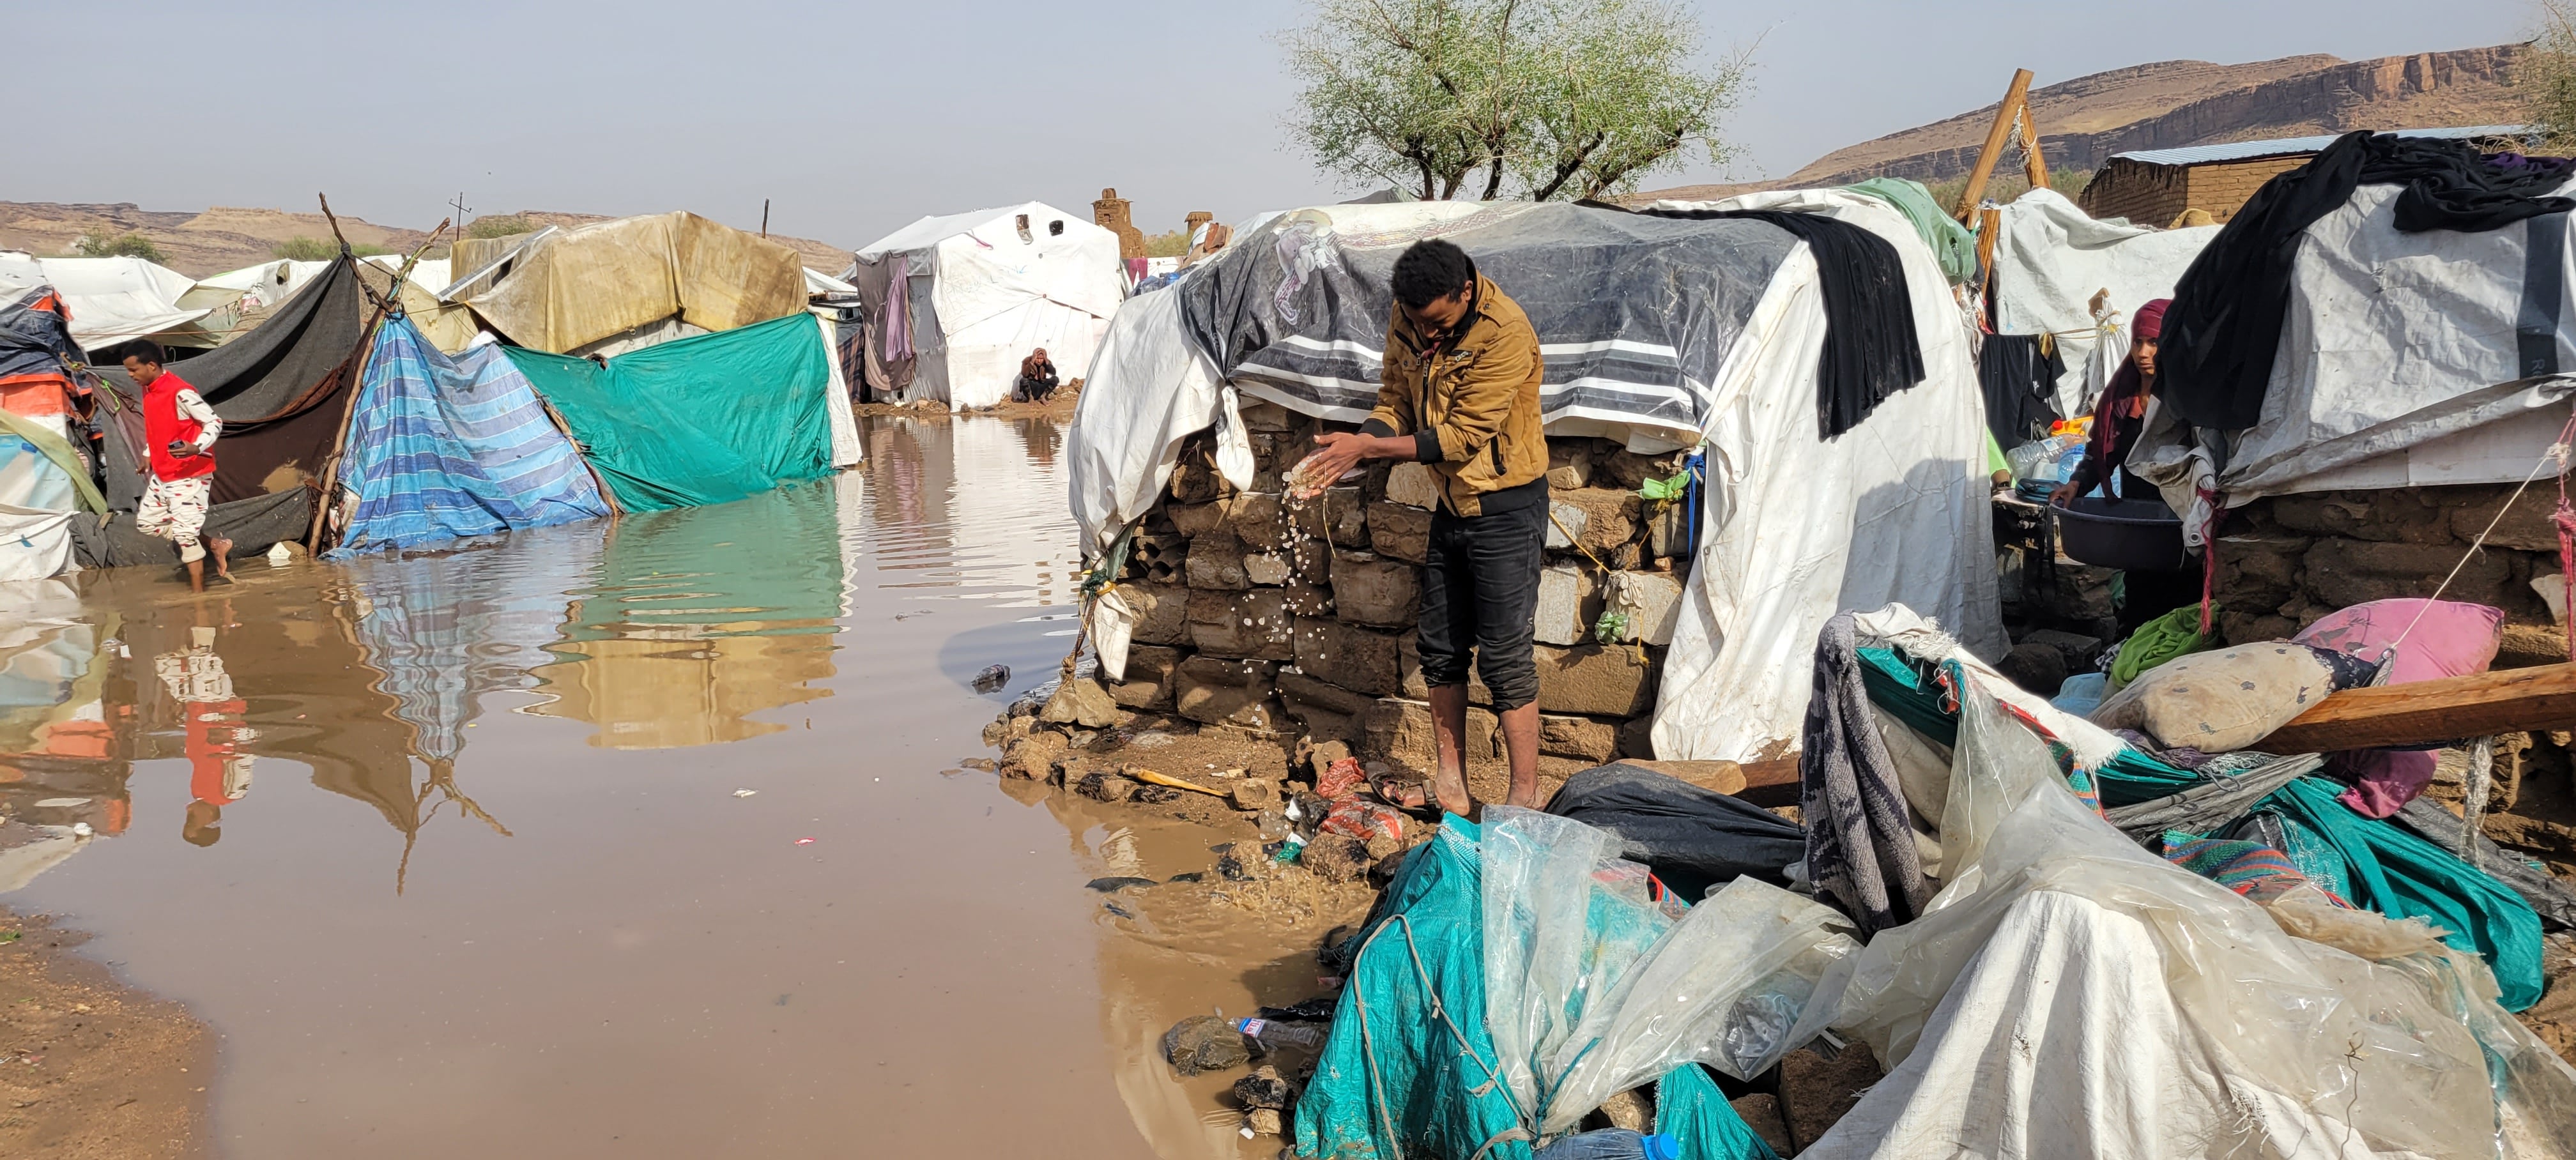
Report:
452,211,808,357
1986,188,2216,417
1071,195,2004,763
848,202,1124,409
503,311,855,512
0,252,231,351
2077,125,2524,227
325,316,612,557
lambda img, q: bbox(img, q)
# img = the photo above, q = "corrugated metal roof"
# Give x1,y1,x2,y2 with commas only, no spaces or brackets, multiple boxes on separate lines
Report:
2112,126,2529,167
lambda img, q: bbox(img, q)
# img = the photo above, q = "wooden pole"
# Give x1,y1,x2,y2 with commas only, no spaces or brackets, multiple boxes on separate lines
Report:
2251,662,2576,753
1952,68,2036,222
2020,103,2051,190
302,213,451,552
1977,208,2002,283
761,199,770,238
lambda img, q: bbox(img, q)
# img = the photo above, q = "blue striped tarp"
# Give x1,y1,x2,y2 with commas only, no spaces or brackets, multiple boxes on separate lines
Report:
328,317,610,556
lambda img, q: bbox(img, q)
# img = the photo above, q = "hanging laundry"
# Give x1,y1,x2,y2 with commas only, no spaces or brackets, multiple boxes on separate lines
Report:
1974,333,2064,446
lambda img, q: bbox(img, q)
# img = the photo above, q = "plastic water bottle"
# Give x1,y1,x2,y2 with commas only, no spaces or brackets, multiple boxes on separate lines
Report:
1531,1129,1682,1160
1230,1017,1326,1050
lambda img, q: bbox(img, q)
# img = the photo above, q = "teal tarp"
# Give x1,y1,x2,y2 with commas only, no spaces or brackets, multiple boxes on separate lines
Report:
1295,820,1779,1160
503,313,832,512
1856,646,2547,1011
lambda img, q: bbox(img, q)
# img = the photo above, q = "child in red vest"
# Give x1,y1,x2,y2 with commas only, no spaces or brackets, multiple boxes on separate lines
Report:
124,342,233,590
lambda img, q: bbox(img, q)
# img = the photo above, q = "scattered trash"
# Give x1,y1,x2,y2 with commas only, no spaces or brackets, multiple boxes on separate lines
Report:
70,822,92,838
1085,876,1156,893
1270,832,1308,864
1315,757,1367,801
1230,1016,1326,1051
1162,1014,1254,1076
1233,1064,1299,1110
1167,871,1205,883
732,789,758,798
971,664,1011,694
1133,785,1184,805
266,542,293,567
1129,768,1224,796
793,837,816,846
1531,1129,1681,1160
1103,900,1135,919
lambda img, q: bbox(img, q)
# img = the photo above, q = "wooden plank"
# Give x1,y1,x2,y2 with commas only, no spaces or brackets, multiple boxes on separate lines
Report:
2020,103,2051,190
1952,68,2035,222
1616,755,1802,807
2251,662,2576,753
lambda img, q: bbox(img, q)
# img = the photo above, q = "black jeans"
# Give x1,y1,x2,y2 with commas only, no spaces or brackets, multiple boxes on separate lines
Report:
1417,499,1547,711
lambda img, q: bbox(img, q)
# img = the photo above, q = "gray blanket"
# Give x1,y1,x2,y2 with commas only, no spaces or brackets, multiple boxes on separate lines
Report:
1799,612,1930,936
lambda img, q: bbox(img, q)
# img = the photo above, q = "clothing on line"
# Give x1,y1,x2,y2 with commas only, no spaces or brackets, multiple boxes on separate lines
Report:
1975,333,2064,448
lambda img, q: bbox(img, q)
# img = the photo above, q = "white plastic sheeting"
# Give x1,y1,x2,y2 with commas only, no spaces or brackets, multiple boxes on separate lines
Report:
0,414,79,582
850,202,1124,410
813,312,864,468
0,252,214,351
1066,286,1251,555
2168,181,2576,500
1648,189,2007,763
1988,189,2214,416
1788,606,2576,1160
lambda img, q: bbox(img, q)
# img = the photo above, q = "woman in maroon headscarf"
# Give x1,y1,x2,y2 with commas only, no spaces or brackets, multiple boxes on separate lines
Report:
2051,297,2170,506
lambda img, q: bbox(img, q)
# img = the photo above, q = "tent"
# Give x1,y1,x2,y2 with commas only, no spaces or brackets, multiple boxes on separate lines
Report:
1986,188,2216,416
848,201,1124,409
452,211,809,357
503,311,857,512
324,316,612,557
1070,195,2004,762
0,252,230,351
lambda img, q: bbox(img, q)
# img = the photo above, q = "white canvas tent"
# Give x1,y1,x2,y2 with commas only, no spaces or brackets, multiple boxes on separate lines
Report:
847,202,1123,410
1069,194,2004,762
0,252,224,351
1988,189,2217,417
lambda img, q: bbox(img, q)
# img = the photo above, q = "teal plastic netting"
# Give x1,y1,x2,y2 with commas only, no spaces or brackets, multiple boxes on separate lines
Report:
1855,646,2546,1010
505,313,833,512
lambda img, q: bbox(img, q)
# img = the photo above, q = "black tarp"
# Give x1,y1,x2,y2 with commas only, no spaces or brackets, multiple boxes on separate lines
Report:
1543,763,1807,900
1977,333,2064,446
0,287,84,383
94,256,369,508
70,486,311,568
1174,202,1796,439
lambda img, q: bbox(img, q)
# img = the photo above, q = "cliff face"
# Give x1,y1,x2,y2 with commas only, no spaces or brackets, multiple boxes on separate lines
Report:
1643,43,2535,201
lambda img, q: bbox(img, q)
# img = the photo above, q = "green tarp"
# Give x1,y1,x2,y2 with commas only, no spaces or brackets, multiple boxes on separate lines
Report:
503,313,832,512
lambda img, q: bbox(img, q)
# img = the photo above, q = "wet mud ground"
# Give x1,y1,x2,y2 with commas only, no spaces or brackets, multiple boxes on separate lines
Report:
0,411,1318,1158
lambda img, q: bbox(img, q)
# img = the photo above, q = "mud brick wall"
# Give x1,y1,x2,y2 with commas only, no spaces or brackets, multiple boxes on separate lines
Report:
1108,399,1699,770
2213,484,2569,660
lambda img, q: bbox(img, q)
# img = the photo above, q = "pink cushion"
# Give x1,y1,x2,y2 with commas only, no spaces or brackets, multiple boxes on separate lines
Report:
2293,599,2503,685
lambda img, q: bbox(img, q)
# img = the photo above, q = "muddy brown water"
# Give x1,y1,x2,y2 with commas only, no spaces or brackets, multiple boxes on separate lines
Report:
0,414,1328,1158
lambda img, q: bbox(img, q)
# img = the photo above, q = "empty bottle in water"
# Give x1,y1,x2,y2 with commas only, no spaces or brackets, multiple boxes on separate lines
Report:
1230,1017,1326,1050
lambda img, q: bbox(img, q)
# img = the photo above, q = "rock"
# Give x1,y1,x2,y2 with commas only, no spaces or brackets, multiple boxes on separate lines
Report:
1230,780,1281,811
1278,583,1335,618
1535,644,1658,717
1234,1065,1296,1110
1125,583,1193,646
1110,644,1187,710
1997,642,2068,696
1302,834,1374,882
1331,554,1420,628
981,717,1008,747
1617,715,1656,759
1601,448,1681,491
1168,501,1232,538
1385,461,1441,509
1185,535,1252,590
2019,628,2105,673
1285,537,1336,588
1245,1108,1284,1137
1004,731,1066,779
1603,570,1684,646
1239,400,1295,432
1399,632,1494,703
1545,500,1588,551
1230,492,1292,551
2303,537,2515,611
1078,771,1137,802
1546,440,1593,489
1308,739,1353,773
1597,1087,1652,1131
2209,535,2308,614
1295,618,1406,696
1216,848,1270,881
1648,500,1690,560
1173,656,1280,726
1551,487,1639,556
1292,487,1372,549
1039,677,1123,728
1358,697,1497,762
1169,457,1222,503
1538,715,1620,762
1050,754,1093,786
1534,563,1601,646
1367,500,1434,565
1162,1014,1253,1076
1243,553,1292,586
1188,589,1297,660
1133,784,1184,804
1277,670,1379,717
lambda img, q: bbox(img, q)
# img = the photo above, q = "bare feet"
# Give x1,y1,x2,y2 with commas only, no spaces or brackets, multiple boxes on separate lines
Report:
207,537,234,580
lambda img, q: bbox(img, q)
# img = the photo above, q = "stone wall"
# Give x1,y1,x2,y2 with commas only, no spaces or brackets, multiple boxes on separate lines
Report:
1107,399,1698,774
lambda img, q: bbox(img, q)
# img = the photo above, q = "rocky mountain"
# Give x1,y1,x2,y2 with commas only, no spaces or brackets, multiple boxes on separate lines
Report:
1637,43,2533,201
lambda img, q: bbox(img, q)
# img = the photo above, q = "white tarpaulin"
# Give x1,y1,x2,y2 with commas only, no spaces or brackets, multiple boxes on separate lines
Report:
0,252,215,351
813,312,864,468
1648,189,2005,762
2171,181,2576,500
1989,190,2215,416
851,202,1124,411
1066,286,1249,556
0,413,79,582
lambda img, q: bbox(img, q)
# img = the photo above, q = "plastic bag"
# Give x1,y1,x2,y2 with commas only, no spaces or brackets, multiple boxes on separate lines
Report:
1538,878,1858,1135
2002,434,2080,485
1483,807,1629,1117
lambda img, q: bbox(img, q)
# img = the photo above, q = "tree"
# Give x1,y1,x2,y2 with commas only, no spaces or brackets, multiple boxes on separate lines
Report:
465,214,536,240
2529,1,2576,151
272,236,390,261
73,231,165,261
1279,0,1748,202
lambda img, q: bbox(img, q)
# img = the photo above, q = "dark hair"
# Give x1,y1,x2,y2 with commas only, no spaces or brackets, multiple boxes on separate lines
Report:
124,339,166,367
1391,239,1475,310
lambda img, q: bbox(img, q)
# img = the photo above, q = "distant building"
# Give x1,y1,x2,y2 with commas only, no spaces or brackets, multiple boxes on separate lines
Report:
2076,125,2527,226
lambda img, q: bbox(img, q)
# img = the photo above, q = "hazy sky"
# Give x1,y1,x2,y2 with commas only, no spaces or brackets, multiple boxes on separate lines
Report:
6,1,2536,252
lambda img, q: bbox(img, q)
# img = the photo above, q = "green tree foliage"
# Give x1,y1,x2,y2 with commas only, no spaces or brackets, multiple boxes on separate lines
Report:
2529,2,2576,151
1924,166,2094,217
1140,229,1192,258
1279,0,1749,202
465,214,537,240
72,232,165,261
270,236,389,261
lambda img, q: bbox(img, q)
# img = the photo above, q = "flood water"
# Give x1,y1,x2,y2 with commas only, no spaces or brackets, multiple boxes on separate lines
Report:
0,414,1328,1159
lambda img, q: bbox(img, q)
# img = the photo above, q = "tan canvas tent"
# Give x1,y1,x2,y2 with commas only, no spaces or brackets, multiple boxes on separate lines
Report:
453,211,806,355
